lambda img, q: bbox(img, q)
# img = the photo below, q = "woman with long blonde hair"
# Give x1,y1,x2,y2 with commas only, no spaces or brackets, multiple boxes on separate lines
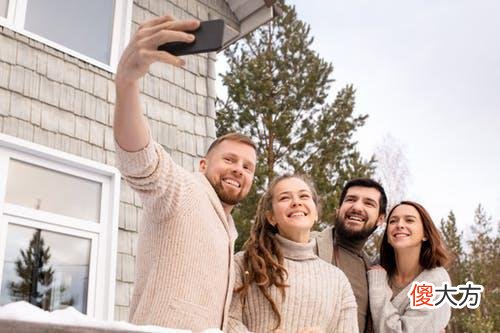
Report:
228,174,358,333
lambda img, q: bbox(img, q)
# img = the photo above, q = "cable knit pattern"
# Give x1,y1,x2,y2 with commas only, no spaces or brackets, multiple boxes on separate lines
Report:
116,138,237,331
368,267,451,333
228,234,359,333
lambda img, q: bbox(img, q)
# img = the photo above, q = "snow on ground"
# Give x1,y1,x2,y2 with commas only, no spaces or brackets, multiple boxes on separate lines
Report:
0,301,222,333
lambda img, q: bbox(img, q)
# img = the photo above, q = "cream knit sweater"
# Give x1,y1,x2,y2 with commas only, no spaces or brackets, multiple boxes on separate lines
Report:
116,139,237,331
228,234,359,333
368,267,451,333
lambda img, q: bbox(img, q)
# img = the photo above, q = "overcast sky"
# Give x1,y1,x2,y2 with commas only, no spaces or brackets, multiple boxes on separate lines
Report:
216,0,500,234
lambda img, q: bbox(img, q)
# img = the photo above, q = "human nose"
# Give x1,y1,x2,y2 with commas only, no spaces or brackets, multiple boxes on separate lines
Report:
290,195,303,207
394,221,404,229
231,162,243,176
351,199,363,212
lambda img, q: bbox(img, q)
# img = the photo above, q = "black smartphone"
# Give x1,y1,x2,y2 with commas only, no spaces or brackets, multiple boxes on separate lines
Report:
158,19,224,56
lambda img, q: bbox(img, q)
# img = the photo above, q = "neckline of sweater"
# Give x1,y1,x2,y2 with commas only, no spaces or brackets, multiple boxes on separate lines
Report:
275,233,318,261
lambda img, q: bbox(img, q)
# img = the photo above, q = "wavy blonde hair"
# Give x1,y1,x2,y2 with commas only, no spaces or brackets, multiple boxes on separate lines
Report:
235,173,320,329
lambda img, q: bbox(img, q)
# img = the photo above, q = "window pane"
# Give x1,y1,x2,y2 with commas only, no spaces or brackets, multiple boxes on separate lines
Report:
0,0,7,18
24,0,115,64
5,159,102,222
1,224,91,313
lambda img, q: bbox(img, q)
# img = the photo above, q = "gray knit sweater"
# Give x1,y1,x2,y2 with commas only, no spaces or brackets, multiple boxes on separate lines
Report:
368,267,451,333
228,234,359,333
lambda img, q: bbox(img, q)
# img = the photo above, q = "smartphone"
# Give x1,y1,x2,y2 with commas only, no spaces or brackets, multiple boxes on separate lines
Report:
158,19,224,56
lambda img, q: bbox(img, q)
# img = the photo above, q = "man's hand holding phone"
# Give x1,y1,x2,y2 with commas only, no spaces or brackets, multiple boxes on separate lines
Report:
116,15,199,86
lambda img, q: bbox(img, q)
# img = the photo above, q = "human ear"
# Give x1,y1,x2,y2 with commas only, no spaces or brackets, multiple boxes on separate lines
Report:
199,158,207,172
265,211,276,226
376,214,385,227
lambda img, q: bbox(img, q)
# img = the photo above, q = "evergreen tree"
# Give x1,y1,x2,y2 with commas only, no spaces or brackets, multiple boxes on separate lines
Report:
440,211,467,333
458,205,499,333
440,211,466,284
9,229,54,310
217,0,374,250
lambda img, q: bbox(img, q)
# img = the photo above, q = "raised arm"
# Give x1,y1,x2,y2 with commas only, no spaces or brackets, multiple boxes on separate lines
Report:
113,16,200,217
114,15,199,152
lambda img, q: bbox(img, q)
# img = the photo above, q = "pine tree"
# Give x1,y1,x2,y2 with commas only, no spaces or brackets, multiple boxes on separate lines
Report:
9,229,54,310
440,211,467,333
440,211,466,284
218,0,374,250
457,205,499,333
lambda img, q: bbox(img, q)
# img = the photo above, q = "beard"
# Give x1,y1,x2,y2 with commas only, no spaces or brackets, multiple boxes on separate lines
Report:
209,177,246,206
334,215,378,241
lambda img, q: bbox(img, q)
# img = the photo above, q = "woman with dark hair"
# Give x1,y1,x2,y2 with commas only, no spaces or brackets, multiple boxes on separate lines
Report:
228,174,358,333
368,201,452,333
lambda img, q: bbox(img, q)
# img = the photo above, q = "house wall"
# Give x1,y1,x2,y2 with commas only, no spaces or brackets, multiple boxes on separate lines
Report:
0,0,236,321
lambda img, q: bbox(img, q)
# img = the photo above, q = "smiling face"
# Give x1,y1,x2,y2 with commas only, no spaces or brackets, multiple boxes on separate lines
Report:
335,186,384,241
265,177,319,243
387,204,427,250
199,139,256,206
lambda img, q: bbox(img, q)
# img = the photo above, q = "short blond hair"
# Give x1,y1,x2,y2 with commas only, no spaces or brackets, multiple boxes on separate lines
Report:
206,132,256,155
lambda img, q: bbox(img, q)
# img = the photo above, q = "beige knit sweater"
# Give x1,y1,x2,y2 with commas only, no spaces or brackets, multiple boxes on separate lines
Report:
228,234,359,333
116,138,237,331
368,267,451,333
314,226,372,333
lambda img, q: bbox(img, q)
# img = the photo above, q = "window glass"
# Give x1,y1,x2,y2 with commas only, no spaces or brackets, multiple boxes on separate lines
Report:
0,0,7,18
5,159,102,222
24,0,115,64
0,224,91,313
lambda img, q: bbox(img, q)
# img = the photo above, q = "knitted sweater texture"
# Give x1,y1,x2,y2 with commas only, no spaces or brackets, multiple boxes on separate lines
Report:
368,267,451,333
228,234,359,333
314,226,372,333
116,139,237,331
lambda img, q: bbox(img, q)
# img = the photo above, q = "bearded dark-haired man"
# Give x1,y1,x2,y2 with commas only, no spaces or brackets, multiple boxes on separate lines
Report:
314,178,387,333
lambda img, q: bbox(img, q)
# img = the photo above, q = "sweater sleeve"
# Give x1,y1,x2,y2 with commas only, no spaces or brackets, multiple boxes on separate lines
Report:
368,269,451,333
334,272,360,333
115,136,191,221
227,256,252,333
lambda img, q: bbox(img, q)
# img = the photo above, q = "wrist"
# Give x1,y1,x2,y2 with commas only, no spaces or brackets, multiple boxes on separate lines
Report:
115,75,139,96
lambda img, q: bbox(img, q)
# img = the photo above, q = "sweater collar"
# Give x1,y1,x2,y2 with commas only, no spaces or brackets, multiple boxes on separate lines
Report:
275,233,317,261
195,172,237,242
334,227,367,256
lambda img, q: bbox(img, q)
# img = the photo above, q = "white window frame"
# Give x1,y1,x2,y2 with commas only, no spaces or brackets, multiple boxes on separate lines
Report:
0,0,133,72
0,133,120,320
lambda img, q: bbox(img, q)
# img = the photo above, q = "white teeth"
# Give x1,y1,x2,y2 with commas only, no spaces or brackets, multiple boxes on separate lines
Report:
348,215,364,222
290,212,306,217
223,179,240,188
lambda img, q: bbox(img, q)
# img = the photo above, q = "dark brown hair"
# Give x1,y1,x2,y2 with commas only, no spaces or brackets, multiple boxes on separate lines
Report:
380,201,451,277
339,178,387,216
235,174,319,329
206,132,256,155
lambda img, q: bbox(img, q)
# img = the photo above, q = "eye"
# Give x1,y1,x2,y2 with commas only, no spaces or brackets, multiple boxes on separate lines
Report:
388,219,397,224
345,197,354,202
223,157,232,163
300,193,311,199
279,196,289,201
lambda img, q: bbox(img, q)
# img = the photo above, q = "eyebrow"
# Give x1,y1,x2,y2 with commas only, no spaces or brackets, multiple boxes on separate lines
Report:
390,214,418,219
364,198,378,206
223,153,255,167
276,189,312,196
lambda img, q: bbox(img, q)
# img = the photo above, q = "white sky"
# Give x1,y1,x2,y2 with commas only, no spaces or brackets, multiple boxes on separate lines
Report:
216,0,500,233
